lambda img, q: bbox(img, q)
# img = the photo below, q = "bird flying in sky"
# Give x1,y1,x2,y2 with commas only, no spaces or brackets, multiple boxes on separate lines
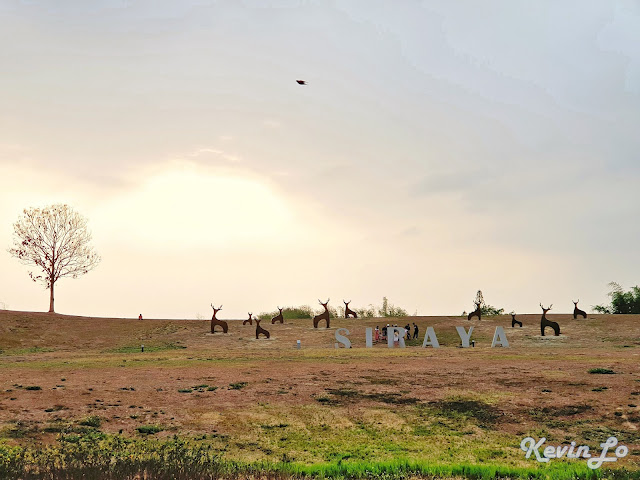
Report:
296,80,307,85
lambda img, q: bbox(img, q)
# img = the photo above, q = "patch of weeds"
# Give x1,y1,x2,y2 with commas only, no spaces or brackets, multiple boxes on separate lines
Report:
137,425,163,435
107,343,186,354
363,376,399,385
78,416,102,428
365,392,419,405
319,388,419,406
178,388,193,393
592,386,609,392
260,423,289,430
192,384,208,389
228,382,248,390
206,386,218,391
428,398,501,427
25,386,41,391
44,405,66,413
315,394,339,406
589,368,615,374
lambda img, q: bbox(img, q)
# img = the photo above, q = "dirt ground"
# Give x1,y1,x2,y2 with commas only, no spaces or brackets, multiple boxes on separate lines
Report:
1,309,639,467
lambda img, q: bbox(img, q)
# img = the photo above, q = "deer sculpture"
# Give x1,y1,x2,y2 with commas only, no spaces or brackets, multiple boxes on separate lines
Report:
344,300,358,319
210,304,228,333
313,298,330,328
572,300,587,319
271,307,284,324
511,312,522,328
468,301,481,321
255,319,270,339
243,313,254,325
540,303,560,336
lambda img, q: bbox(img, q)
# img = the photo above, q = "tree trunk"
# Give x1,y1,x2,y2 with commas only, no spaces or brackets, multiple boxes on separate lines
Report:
49,281,55,313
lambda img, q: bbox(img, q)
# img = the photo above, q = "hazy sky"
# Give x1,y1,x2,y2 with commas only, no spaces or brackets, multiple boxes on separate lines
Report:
1,0,639,319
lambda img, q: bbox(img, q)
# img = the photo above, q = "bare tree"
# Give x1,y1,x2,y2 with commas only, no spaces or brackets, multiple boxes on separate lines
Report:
8,204,101,313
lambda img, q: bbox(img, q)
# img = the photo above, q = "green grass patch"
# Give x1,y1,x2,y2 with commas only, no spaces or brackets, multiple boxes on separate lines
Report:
106,342,187,354
1,346,56,355
588,368,616,374
78,416,102,428
136,425,163,435
24,385,41,391
229,382,248,390
0,432,634,479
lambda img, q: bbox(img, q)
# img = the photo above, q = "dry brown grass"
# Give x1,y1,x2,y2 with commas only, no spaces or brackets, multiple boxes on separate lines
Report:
0,309,639,467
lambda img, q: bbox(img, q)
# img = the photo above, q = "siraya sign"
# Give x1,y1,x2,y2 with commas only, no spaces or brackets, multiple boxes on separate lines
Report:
334,326,510,348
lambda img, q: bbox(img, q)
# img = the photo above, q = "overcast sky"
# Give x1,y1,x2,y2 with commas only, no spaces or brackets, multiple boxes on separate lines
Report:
1,0,639,319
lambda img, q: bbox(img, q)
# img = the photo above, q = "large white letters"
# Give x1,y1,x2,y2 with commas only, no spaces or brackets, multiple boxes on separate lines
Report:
421,327,440,348
334,328,351,349
455,326,474,348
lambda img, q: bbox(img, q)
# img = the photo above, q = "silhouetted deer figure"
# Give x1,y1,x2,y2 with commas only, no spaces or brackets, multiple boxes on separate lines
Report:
255,319,270,339
313,298,330,328
540,303,560,336
572,300,587,319
511,312,522,328
344,300,358,319
243,313,254,325
210,304,228,333
271,307,284,324
468,301,481,321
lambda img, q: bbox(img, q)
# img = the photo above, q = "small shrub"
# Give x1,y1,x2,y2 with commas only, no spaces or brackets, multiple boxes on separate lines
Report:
206,386,218,391
588,368,615,374
178,388,193,393
137,425,163,435
592,386,609,392
228,382,247,390
78,416,102,428
25,386,41,391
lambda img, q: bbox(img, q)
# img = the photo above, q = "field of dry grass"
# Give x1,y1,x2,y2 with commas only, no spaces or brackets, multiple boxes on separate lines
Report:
1,309,639,473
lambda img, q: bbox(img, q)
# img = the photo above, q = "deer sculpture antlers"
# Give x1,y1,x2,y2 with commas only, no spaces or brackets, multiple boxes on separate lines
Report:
313,298,330,328
243,313,254,325
572,299,587,319
343,300,358,319
271,307,284,324
540,303,560,336
210,304,228,334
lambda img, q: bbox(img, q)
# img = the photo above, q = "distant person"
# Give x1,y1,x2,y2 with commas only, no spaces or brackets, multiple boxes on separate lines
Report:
138,314,143,321
404,323,411,339
413,323,419,339
374,326,380,343
393,330,399,346
382,324,389,339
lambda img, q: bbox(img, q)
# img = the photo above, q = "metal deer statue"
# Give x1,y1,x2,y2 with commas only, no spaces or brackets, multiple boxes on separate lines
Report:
210,304,228,333
313,298,330,328
344,300,358,319
511,312,522,328
255,319,270,339
468,301,482,321
572,300,587,319
540,303,560,336
271,307,284,324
